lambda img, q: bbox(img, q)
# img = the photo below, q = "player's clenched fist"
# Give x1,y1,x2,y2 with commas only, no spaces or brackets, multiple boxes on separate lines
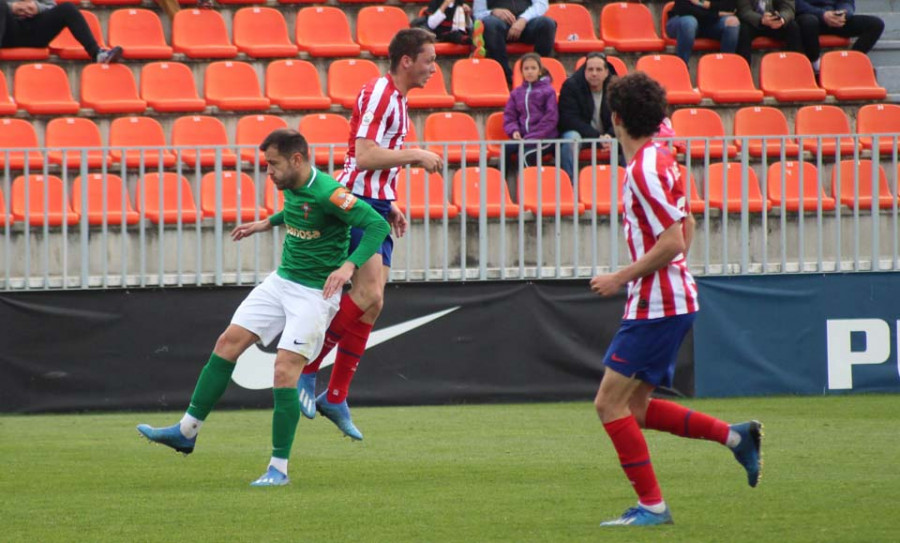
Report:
414,150,443,173
590,273,624,297
230,219,272,241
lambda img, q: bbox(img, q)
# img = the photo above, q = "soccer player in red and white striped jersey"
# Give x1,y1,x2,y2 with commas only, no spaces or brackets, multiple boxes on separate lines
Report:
298,28,444,440
589,73,763,527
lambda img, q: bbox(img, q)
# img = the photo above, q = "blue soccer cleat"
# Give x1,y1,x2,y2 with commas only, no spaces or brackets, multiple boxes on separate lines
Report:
730,420,763,487
316,392,363,441
136,423,196,455
297,373,317,420
600,505,674,527
250,465,290,487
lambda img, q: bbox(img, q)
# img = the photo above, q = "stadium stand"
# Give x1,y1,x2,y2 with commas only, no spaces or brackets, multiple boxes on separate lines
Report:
0,73,15,115
327,59,381,108
819,50,887,100
140,62,206,113
46,118,114,169
236,114,289,165
765,161,836,212
577,165,626,214
407,65,456,109
635,54,702,104
696,53,764,103
546,3,605,53
795,105,856,157
295,7,361,57
831,160,895,209
172,9,238,59
705,162,771,213
109,116,177,168
13,63,79,115
232,7,299,58
298,113,350,168
200,171,268,222
671,108,737,159
11,174,80,226
135,173,200,224
856,103,900,154
171,115,239,167
451,58,510,107
80,64,147,114
484,112,508,159
395,168,459,219
48,10,105,60
425,112,481,164
72,173,141,226
0,119,43,170
357,6,410,57
759,52,827,102
265,60,331,111
600,2,665,52
520,166,583,216
108,9,174,60
661,1,720,51
733,106,801,158
451,167,521,218
204,61,271,112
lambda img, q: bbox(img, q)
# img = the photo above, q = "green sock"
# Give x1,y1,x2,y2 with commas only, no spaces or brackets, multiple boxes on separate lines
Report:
272,387,301,460
185,353,236,421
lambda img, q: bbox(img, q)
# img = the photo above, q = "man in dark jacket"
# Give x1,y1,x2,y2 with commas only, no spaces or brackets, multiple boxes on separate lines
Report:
0,0,122,62
472,0,557,86
795,0,883,74
558,52,618,183
735,0,803,64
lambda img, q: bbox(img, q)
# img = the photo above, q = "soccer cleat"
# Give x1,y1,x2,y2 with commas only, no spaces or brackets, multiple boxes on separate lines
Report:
96,46,123,64
600,505,674,527
471,20,486,59
136,423,196,455
250,465,289,487
316,392,363,441
730,420,763,487
297,373,317,420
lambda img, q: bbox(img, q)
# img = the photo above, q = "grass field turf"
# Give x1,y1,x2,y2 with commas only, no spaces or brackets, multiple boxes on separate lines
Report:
1,395,898,543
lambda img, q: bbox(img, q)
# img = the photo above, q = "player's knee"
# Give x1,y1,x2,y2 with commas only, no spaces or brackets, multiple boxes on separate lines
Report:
214,327,247,356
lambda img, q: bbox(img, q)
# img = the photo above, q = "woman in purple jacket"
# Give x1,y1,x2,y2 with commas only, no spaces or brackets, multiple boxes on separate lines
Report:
502,53,559,179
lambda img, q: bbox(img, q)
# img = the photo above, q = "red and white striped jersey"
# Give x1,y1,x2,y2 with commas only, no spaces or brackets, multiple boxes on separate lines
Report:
337,74,408,201
621,141,699,320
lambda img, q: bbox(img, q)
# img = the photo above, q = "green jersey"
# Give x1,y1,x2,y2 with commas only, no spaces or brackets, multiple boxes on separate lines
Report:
267,168,390,290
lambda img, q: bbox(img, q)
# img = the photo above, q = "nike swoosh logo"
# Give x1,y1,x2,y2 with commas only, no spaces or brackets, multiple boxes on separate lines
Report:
293,340,305,345
231,306,460,390
611,353,628,364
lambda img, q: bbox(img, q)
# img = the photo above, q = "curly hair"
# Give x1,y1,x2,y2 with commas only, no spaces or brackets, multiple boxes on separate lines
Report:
606,72,667,140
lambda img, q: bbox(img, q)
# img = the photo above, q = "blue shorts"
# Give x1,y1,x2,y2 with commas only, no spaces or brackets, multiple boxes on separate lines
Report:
349,196,394,267
602,312,697,388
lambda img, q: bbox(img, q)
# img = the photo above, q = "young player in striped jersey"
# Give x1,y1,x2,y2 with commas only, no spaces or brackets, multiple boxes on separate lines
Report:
136,129,389,486
297,28,444,440
589,73,763,526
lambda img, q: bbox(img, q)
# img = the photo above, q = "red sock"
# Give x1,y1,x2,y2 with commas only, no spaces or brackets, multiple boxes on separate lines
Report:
644,399,729,444
302,295,365,375
325,318,372,403
603,415,663,506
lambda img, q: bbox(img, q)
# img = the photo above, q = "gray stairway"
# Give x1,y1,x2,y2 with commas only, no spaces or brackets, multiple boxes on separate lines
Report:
859,0,900,99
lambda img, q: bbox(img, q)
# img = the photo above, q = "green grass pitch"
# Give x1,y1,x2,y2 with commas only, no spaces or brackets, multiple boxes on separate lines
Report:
2,395,898,542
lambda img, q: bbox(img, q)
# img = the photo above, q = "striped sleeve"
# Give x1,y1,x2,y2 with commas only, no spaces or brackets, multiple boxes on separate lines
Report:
631,152,684,238
355,78,392,142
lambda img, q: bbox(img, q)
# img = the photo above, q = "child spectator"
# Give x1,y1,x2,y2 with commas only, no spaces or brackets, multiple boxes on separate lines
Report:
502,53,559,178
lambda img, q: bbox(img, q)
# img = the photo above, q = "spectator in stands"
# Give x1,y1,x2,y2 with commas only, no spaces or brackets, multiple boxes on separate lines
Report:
558,52,619,184
0,0,122,63
735,0,803,65
414,0,474,45
666,0,741,65
472,0,558,86
502,53,558,181
795,0,884,75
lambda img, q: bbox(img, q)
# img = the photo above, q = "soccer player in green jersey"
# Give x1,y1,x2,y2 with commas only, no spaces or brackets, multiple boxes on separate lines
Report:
136,129,390,486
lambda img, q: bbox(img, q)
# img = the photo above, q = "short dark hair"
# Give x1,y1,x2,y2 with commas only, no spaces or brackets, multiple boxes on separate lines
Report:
388,28,435,73
607,72,667,140
259,128,308,160
582,51,615,77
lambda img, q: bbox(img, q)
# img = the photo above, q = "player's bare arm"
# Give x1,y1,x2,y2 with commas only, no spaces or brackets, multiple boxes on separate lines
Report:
323,261,356,299
590,221,686,296
387,204,408,238
683,212,695,257
230,218,272,241
355,138,443,173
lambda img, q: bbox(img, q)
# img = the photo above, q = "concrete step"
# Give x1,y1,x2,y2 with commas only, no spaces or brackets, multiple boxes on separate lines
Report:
869,40,900,66
876,65,900,93
856,0,900,12
873,12,900,40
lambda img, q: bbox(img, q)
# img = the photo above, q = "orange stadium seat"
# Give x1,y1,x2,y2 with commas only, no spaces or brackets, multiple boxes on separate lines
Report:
0,188,11,227
49,10,104,60
424,112,481,164
661,1,719,51
327,59,381,109
675,164,703,210
766,161,835,212
92,0,140,5
405,120,420,148
80,63,147,114
299,113,350,169
635,54,702,105
0,119,43,170
407,64,456,109
172,9,238,58
217,0,265,5
671,108,737,159
205,61,270,111
857,103,900,155
578,165,626,214
576,55,628,75
452,167,520,218
236,114,289,165
136,173,200,224
13,63,79,115
266,60,331,111
697,53,764,103
546,3,605,53
233,7,298,58
140,62,206,113
201,171,267,222
276,0,319,3
295,7,361,57
395,168,459,220
72,174,140,226
171,115,238,168
109,116,177,168
108,9,173,59
46,117,114,169
600,3,665,52
512,57,567,95
759,52,826,102
0,46,48,61
819,50,886,101
705,162,771,213
264,176,284,214
11,175,80,226
451,58,509,108
832,160,894,209
0,72,17,115
521,166,583,216
795,105,855,157
357,6,409,57
733,106,800,158
485,111,507,159
819,35,850,47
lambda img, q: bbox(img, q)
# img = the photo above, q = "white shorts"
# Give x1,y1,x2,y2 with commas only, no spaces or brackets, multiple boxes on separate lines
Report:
231,273,340,361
